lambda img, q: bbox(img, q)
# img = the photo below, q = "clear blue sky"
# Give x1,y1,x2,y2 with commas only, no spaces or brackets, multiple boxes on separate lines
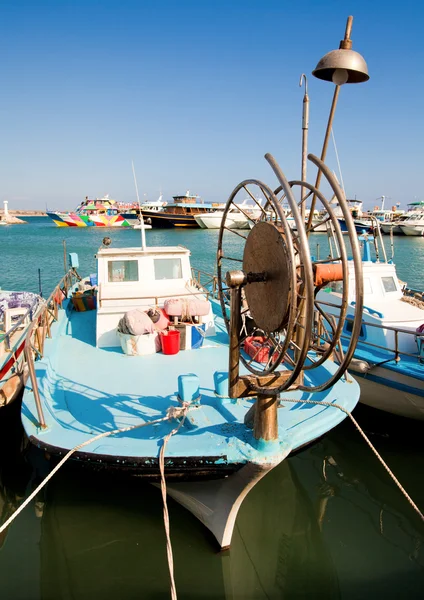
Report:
0,0,422,211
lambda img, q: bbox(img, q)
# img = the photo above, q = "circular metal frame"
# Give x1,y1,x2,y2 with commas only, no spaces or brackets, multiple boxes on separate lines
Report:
217,179,300,377
217,153,364,395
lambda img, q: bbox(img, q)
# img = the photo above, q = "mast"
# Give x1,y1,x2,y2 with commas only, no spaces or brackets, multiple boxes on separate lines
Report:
131,160,146,250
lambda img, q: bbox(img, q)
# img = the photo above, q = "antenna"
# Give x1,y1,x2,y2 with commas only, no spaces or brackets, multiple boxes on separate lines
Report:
131,160,146,250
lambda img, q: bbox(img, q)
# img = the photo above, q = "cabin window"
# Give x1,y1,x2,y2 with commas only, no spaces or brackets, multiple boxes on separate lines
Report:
108,260,139,282
154,258,182,280
382,276,397,293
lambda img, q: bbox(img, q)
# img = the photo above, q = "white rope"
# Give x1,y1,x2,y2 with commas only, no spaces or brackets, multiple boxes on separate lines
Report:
158,402,190,600
279,397,424,521
0,405,188,536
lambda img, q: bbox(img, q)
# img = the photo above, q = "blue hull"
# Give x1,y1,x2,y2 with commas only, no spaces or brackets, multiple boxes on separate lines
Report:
337,218,373,234
21,298,360,475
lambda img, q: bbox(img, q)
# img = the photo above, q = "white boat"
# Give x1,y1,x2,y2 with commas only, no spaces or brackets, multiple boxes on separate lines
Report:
133,221,152,230
140,195,167,212
381,200,424,235
195,208,249,229
194,201,261,230
380,215,409,235
316,231,424,420
399,210,424,236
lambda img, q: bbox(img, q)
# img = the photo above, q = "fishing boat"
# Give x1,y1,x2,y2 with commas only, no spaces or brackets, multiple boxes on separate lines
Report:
20,150,365,550
138,191,224,228
315,228,424,420
0,291,43,406
19,14,375,555
336,199,375,234
47,195,138,228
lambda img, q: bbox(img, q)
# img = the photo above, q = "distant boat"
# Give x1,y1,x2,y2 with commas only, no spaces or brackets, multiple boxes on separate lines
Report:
399,204,424,236
194,200,262,229
133,221,152,230
47,195,138,228
381,201,424,235
136,191,224,228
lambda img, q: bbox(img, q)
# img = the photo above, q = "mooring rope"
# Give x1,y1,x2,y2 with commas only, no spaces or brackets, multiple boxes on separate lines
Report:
279,397,424,521
159,402,190,600
1,393,422,600
0,403,190,598
0,404,189,534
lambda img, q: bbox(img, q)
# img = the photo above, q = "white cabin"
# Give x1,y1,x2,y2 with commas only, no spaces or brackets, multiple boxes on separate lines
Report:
95,245,215,348
319,261,424,354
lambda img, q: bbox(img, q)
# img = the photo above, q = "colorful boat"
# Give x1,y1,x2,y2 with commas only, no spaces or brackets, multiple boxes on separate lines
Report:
47,195,138,228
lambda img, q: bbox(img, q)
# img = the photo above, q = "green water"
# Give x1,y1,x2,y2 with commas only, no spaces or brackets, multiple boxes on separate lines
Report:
0,218,423,599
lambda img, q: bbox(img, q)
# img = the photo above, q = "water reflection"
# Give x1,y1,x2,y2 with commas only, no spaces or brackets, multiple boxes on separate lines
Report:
0,400,423,599
291,406,424,598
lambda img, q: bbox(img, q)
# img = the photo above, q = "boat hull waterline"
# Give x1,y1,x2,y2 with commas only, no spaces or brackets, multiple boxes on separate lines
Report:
22,298,360,548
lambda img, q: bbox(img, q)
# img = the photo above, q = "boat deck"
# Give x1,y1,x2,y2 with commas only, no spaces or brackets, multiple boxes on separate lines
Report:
22,303,360,470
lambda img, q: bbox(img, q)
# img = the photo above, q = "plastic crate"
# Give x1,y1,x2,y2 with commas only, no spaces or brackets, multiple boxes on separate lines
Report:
244,336,275,364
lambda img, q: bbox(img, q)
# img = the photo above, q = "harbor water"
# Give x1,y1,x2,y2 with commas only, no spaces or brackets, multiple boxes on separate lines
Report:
0,218,423,599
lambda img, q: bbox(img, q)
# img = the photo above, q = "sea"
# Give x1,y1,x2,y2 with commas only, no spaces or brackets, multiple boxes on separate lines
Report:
0,217,423,599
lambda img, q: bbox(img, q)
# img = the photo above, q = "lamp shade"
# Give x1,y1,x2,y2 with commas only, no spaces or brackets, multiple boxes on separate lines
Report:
312,49,369,84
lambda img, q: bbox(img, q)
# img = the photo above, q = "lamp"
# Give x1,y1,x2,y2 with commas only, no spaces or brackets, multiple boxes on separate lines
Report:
306,16,369,232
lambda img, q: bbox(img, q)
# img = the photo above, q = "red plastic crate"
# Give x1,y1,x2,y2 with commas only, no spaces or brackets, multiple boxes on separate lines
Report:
244,336,275,364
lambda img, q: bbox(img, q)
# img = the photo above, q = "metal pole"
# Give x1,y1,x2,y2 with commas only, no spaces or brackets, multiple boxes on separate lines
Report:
38,268,43,297
296,75,309,366
63,240,67,274
306,85,341,233
253,394,278,441
24,344,47,428
299,74,309,222
228,285,242,397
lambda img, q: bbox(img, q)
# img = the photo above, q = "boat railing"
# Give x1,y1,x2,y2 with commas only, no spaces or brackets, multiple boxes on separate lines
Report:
98,285,216,307
314,303,424,364
190,268,219,300
23,268,81,429
1,299,42,356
